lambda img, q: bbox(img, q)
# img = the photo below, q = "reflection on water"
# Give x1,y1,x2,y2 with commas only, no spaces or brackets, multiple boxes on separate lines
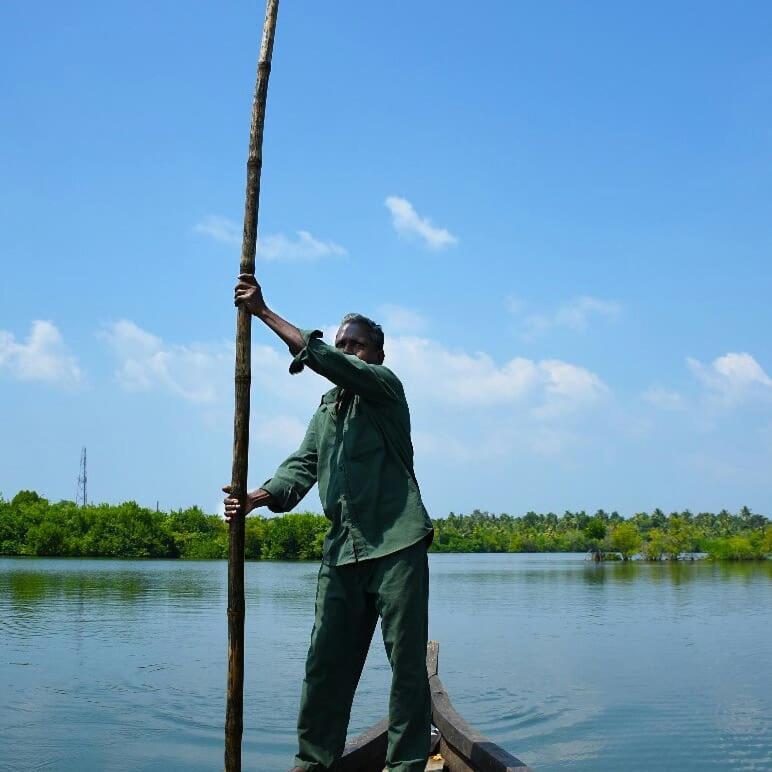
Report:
1,555,770,771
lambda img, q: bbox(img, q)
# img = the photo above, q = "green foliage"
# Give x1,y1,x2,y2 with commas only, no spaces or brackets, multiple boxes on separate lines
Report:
705,528,770,561
167,506,227,559
257,513,327,560
0,492,325,561
607,521,643,560
0,492,768,562
428,506,769,561
640,528,668,560
662,515,698,559
584,518,607,542
583,517,607,559
763,525,772,555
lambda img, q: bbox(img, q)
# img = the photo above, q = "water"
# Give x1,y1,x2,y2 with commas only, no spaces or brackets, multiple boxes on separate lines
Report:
1,554,770,771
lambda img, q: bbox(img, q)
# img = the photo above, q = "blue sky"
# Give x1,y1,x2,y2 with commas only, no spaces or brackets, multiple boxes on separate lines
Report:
2,1,771,517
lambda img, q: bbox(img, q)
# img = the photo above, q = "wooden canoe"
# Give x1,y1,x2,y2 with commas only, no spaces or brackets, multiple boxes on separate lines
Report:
338,641,533,771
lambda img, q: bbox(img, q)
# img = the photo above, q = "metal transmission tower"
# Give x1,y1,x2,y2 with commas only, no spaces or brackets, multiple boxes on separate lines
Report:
76,447,87,507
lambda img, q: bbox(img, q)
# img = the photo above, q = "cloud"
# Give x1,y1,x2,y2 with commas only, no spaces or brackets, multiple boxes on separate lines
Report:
377,304,428,334
382,335,609,464
515,296,621,340
688,352,772,404
100,320,327,406
385,335,607,415
193,215,241,245
194,215,346,260
535,359,609,418
253,414,308,450
384,196,458,250
98,320,608,468
642,386,685,410
100,320,231,404
412,430,474,462
257,231,346,261
0,321,82,386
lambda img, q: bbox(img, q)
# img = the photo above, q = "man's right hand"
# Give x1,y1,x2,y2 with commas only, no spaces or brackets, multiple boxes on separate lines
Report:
234,273,268,317
222,485,274,522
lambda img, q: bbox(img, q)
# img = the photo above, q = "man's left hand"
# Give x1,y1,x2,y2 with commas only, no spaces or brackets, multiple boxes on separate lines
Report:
222,485,274,522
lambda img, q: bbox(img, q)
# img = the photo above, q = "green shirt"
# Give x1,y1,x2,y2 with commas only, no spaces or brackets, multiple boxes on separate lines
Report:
261,329,433,566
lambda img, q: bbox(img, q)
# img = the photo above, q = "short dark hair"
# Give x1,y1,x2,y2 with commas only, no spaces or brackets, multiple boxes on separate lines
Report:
340,313,384,350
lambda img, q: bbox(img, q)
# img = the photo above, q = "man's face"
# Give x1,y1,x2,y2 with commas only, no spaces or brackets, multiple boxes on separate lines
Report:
334,321,384,365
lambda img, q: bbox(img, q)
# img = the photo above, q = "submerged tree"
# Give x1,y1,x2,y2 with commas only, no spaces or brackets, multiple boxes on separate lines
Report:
584,517,607,562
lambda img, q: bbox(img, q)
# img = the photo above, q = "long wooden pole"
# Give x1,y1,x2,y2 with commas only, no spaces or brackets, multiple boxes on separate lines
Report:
226,1,280,770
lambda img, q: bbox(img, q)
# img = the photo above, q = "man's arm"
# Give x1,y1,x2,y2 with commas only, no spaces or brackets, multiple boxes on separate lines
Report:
223,412,319,522
234,274,401,402
288,331,402,402
260,417,319,513
234,273,305,353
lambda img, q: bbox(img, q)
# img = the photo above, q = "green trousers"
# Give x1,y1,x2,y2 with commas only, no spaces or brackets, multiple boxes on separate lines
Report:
294,539,431,772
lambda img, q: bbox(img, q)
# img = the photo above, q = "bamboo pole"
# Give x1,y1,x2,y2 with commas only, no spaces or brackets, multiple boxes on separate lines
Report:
226,1,280,770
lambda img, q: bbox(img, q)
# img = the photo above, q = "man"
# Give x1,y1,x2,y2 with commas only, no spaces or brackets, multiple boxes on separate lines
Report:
223,274,434,772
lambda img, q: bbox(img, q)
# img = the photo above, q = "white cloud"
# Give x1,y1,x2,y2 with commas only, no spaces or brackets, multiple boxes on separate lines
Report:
253,414,308,450
535,359,609,418
100,320,231,404
385,335,607,415
412,430,473,461
384,196,458,250
100,320,327,407
0,321,82,386
688,352,772,404
98,320,608,467
257,230,346,261
527,426,584,457
515,296,621,340
377,304,428,334
642,386,685,410
193,215,241,245
194,215,346,260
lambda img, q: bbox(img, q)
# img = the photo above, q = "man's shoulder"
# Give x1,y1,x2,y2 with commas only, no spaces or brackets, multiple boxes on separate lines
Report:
367,364,407,405
374,363,403,386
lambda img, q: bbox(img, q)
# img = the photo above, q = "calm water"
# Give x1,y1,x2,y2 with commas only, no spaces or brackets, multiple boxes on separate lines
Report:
1,554,770,771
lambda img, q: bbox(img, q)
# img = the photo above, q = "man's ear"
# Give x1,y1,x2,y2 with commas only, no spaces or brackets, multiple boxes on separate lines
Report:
376,349,385,365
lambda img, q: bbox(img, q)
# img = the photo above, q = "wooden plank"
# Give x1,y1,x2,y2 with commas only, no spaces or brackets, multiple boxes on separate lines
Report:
439,736,476,772
430,671,532,771
426,753,446,771
437,734,532,772
427,639,440,678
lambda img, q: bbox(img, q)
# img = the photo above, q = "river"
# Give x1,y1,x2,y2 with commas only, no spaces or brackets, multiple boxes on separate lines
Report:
1,554,770,771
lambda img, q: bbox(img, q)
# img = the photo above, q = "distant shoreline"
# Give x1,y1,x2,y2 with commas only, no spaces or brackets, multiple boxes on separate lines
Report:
3,552,770,563
2,491,770,562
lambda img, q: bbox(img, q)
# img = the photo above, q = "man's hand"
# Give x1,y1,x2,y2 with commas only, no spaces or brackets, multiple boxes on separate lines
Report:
222,485,274,522
234,274,306,356
234,273,267,317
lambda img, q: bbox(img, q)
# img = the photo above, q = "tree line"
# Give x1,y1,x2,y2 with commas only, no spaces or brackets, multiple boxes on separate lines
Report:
431,507,771,561
1,491,769,561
